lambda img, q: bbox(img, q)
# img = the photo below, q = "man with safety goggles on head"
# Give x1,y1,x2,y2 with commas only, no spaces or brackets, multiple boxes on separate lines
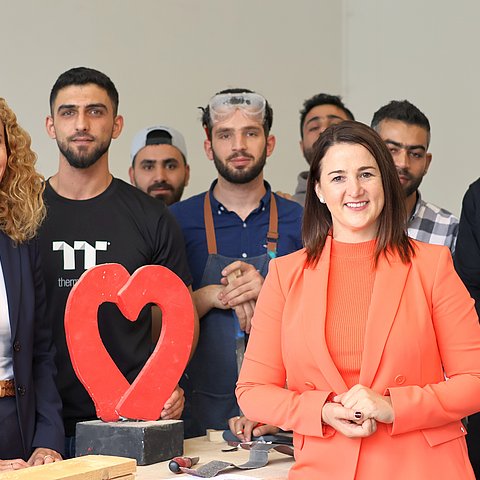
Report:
170,89,303,440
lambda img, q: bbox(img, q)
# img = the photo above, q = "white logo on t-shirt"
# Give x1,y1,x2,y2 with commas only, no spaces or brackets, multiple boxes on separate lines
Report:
52,241,109,270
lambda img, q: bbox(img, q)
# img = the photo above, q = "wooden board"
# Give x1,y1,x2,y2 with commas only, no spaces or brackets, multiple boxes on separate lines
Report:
1,455,136,480
103,476,134,480
206,429,225,442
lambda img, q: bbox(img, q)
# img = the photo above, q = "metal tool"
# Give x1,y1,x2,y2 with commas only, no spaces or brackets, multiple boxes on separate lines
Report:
179,441,294,477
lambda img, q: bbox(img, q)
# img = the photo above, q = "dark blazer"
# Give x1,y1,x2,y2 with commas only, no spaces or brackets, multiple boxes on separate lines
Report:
455,177,480,315
0,231,64,458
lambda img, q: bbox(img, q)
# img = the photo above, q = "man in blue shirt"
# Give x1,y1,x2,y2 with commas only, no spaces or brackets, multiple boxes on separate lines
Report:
170,88,303,439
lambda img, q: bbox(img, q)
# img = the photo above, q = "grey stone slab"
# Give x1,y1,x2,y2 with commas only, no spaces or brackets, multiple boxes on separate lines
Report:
75,419,183,466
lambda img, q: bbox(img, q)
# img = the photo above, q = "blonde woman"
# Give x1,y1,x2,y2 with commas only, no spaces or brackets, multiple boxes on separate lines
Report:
0,98,63,470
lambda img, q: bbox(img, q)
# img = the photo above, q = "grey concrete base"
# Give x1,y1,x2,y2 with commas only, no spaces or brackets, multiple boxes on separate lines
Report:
75,419,184,465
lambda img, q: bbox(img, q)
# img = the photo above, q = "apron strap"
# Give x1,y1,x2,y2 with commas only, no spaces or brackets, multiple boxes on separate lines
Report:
203,192,279,257
266,194,279,257
204,193,217,255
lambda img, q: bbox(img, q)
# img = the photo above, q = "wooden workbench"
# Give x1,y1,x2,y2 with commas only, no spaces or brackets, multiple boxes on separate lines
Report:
136,436,293,479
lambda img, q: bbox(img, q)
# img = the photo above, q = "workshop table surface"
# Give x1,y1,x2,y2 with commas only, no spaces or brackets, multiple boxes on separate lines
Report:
136,435,293,479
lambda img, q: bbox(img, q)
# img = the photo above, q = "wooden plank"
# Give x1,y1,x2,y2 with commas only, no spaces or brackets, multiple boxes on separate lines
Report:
103,476,135,480
1,455,136,480
206,429,225,442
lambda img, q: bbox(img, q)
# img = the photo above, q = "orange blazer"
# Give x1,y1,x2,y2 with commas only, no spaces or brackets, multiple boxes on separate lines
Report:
237,238,480,479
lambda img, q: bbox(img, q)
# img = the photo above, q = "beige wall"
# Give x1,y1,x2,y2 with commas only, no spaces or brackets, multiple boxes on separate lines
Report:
2,0,343,198
343,0,480,216
4,1,476,217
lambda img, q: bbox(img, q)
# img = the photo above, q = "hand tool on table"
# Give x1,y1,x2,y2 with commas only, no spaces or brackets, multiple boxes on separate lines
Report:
180,441,294,477
168,455,200,473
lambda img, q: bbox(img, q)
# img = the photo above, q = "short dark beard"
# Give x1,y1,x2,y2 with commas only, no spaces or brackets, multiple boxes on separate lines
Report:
147,181,173,196
212,147,267,184
57,138,111,169
303,146,314,166
168,185,185,205
397,168,423,198
147,181,185,206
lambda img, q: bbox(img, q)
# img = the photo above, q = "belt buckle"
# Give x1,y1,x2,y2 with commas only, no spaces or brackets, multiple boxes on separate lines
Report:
0,384,6,398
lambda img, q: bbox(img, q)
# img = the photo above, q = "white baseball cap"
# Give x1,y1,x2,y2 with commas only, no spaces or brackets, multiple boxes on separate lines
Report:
130,125,187,165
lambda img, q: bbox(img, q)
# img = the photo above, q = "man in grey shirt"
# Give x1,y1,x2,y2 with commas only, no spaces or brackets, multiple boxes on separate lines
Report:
293,93,354,205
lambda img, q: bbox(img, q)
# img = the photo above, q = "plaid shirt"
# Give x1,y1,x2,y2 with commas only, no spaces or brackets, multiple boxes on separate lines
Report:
408,191,459,254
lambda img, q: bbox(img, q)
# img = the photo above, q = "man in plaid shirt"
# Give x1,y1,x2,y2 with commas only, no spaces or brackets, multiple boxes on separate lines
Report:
371,100,458,254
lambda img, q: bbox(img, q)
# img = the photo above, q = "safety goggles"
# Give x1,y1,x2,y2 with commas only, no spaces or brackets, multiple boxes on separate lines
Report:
208,92,266,124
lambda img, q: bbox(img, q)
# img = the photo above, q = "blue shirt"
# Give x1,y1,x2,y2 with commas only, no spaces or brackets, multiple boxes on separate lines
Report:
170,181,304,290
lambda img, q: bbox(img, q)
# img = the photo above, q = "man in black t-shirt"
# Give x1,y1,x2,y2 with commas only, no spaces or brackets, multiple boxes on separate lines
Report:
38,67,199,458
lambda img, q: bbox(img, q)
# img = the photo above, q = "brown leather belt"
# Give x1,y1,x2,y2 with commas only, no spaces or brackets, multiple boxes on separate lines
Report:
0,379,15,397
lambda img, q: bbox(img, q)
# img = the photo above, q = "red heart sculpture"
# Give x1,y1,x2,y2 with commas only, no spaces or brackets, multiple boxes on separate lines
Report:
64,263,194,421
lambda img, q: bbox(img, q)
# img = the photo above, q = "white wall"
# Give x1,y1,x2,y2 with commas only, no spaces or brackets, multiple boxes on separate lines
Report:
1,0,343,198
4,1,475,217
343,0,480,216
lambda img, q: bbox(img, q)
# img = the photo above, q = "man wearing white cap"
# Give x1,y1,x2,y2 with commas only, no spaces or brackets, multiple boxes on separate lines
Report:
129,126,190,206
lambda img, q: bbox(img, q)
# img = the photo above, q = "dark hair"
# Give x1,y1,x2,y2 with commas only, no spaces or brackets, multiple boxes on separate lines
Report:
300,93,354,138
302,121,414,266
201,88,273,138
50,67,119,115
371,100,431,145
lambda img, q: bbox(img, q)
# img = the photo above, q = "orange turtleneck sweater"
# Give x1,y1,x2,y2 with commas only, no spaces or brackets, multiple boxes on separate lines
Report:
325,239,376,389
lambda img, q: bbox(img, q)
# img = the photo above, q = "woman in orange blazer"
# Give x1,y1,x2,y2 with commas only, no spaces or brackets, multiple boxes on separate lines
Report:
236,121,480,479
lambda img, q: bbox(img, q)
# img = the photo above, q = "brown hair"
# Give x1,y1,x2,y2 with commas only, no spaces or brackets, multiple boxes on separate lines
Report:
302,120,414,266
0,98,45,243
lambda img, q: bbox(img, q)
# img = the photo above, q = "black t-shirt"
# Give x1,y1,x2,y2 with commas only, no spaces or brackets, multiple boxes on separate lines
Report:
38,178,191,436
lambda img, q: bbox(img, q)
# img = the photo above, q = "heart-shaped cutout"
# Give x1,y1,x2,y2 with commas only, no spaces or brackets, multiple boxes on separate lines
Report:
64,263,194,421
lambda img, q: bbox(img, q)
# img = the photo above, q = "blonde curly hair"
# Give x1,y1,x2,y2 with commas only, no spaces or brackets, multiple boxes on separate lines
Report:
0,98,45,243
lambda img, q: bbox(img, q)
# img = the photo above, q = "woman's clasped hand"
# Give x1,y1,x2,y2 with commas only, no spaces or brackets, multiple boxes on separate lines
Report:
322,384,394,438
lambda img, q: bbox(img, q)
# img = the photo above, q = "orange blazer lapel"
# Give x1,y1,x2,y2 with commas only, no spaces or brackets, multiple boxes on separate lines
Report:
302,237,348,394
359,252,411,387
